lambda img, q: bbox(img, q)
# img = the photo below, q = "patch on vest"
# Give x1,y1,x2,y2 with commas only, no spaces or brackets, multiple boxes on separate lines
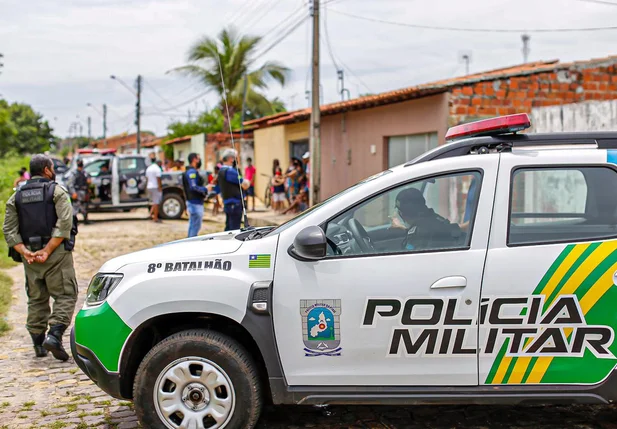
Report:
21,188,45,204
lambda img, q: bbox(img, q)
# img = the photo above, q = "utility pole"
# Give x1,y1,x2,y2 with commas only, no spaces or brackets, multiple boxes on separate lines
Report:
240,74,248,143
309,0,321,206
522,34,530,63
337,69,350,101
87,116,92,142
103,104,108,146
136,75,142,154
462,55,470,75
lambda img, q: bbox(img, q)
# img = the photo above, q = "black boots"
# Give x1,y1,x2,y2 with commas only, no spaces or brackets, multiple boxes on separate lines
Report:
43,324,70,361
30,332,48,358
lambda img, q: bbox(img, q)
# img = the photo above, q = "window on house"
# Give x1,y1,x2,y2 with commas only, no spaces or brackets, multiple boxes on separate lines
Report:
509,167,617,245
388,132,438,168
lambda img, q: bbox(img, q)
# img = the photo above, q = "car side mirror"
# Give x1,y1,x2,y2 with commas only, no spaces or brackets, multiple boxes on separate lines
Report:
290,226,327,261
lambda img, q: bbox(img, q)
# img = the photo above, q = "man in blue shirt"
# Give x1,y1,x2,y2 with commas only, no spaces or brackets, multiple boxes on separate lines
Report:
182,153,210,237
218,149,244,231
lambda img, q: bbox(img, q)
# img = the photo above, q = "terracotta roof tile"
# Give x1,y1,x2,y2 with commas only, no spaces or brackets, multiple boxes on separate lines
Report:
249,55,617,128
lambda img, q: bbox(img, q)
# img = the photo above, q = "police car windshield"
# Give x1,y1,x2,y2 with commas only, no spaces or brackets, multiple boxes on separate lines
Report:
265,169,393,236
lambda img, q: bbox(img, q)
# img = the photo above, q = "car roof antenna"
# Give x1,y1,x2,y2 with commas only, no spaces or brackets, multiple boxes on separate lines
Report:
215,52,252,231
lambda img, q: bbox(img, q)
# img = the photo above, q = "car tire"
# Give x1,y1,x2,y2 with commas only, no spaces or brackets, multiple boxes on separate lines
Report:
133,329,263,429
160,192,185,220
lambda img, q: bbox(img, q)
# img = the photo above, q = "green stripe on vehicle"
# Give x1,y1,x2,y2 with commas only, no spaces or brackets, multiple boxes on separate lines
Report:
74,302,132,372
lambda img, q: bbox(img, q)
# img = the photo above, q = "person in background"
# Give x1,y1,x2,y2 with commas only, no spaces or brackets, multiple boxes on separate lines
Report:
285,157,301,203
272,159,280,176
271,167,286,213
98,162,112,201
182,153,210,237
14,167,30,189
244,157,256,212
283,182,308,215
302,151,310,201
218,149,245,231
68,161,91,224
210,165,222,216
146,158,163,223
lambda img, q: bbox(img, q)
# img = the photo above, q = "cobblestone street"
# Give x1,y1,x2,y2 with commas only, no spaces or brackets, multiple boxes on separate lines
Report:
1,212,617,428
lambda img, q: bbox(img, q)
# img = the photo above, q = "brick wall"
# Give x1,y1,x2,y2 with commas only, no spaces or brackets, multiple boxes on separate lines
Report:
448,63,617,126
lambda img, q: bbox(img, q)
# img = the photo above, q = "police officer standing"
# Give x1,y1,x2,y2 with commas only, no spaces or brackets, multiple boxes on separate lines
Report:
69,160,91,224
182,153,210,237
3,154,78,361
218,149,246,231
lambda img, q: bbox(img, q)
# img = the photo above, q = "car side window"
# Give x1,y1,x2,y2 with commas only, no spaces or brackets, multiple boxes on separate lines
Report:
119,157,146,174
509,166,617,246
83,160,110,177
325,171,482,257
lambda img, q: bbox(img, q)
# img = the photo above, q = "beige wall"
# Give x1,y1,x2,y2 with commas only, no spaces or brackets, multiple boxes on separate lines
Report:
254,125,286,202
173,141,192,163
320,93,449,199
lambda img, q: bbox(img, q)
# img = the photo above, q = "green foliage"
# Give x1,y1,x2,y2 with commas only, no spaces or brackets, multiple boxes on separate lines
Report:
164,108,242,143
0,271,11,335
170,26,289,125
0,155,30,269
0,100,55,156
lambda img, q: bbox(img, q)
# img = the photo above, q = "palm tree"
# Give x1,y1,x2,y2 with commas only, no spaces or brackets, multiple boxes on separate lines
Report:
170,27,290,129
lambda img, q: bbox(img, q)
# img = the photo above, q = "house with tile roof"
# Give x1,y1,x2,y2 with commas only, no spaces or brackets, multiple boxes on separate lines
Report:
246,55,617,201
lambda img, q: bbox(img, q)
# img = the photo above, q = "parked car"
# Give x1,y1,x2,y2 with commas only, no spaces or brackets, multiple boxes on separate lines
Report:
61,153,207,219
72,114,617,429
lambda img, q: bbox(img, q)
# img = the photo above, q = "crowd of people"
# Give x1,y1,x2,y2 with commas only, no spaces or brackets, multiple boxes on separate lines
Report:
269,152,310,215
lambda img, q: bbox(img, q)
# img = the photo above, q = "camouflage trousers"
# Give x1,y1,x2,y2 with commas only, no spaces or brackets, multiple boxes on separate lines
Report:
24,248,78,335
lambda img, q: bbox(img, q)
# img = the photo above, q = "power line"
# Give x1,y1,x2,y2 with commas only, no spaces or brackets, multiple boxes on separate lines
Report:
257,4,308,44
323,4,340,70
254,13,310,59
232,0,271,29
241,0,281,29
155,89,211,113
322,5,373,94
329,8,617,33
225,0,256,27
143,78,184,112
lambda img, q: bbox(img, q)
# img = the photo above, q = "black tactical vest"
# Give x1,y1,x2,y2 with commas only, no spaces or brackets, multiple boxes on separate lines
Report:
182,168,205,202
218,166,241,201
15,179,58,246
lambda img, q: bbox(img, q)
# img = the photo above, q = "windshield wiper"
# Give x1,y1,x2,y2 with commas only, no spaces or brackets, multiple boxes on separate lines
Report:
245,227,275,241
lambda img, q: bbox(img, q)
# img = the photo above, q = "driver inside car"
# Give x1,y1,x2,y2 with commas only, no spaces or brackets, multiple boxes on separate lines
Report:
390,187,464,251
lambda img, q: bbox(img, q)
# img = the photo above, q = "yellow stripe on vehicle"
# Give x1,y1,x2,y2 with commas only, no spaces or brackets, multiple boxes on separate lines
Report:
544,242,617,309
579,260,617,314
491,356,512,384
525,243,617,383
503,246,587,384
538,244,590,298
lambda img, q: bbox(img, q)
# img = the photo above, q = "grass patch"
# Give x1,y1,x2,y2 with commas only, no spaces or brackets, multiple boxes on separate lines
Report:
64,403,78,413
0,271,12,335
0,156,30,336
48,422,67,429
0,155,30,269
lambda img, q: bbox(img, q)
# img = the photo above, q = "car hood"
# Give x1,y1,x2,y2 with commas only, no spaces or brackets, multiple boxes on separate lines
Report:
99,230,244,272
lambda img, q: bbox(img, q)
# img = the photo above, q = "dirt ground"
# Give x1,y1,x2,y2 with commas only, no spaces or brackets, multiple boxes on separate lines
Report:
1,209,617,428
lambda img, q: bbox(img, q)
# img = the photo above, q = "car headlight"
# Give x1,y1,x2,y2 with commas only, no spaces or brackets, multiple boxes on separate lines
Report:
86,273,123,305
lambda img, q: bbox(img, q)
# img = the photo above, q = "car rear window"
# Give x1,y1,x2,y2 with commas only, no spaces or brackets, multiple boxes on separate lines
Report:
508,166,617,246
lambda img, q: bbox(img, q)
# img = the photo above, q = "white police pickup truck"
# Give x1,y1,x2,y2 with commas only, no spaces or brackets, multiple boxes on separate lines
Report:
72,114,617,429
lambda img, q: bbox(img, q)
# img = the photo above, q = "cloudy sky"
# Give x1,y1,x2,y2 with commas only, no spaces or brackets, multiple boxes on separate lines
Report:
1,0,617,138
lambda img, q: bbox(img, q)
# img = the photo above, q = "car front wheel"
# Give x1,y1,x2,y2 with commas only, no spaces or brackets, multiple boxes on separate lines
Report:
133,329,262,429
160,192,185,220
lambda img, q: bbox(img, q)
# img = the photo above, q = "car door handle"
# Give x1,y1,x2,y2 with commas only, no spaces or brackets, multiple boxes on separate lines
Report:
430,276,467,289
